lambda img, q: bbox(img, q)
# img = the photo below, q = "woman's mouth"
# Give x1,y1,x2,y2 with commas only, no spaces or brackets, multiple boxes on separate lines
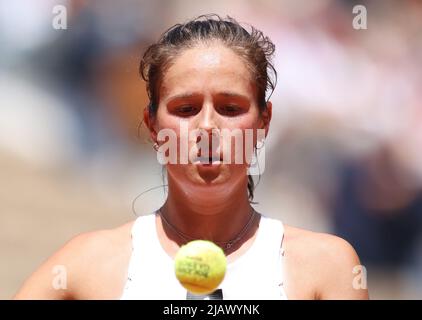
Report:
194,155,222,166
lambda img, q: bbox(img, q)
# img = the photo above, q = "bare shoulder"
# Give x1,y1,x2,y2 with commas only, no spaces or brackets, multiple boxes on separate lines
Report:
14,220,135,300
283,225,360,265
282,224,369,300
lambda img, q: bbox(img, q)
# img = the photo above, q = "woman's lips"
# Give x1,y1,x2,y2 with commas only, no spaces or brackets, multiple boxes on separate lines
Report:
194,155,222,166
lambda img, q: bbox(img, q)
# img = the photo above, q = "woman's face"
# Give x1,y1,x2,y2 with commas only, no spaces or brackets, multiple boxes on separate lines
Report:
147,43,271,194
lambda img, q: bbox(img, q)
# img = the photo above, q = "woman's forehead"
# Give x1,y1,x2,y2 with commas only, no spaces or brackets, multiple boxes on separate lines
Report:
170,43,247,69
160,45,255,101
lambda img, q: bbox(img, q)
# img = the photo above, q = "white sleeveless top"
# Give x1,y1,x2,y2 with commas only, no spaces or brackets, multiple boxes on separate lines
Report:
120,212,288,300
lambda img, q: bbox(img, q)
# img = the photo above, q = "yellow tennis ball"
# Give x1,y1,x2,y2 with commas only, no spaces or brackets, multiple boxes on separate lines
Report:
174,240,227,295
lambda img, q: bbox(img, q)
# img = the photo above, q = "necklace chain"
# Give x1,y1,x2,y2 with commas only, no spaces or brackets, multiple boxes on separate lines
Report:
158,207,257,251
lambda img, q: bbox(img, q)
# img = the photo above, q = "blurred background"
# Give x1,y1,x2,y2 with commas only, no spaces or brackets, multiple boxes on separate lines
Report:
1,0,421,299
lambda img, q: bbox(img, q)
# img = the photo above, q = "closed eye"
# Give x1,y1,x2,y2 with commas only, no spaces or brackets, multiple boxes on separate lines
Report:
175,105,199,117
217,104,243,116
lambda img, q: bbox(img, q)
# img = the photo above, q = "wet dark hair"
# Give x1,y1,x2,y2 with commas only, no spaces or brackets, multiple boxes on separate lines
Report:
140,14,277,201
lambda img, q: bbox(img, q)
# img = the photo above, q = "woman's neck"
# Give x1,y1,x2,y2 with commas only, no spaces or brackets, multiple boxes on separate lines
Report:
159,175,255,246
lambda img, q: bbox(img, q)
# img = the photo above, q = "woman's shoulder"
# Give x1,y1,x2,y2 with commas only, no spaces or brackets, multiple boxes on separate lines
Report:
14,220,136,300
283,224,358,258
282,224,369,299
57,220,135,268
57,220,137,298
66,220,135,254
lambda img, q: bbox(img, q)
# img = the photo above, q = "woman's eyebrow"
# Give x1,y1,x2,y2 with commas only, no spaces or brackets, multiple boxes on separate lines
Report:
216,91,249,99
166,92,202,102
215,91,251,104
165,91,250,103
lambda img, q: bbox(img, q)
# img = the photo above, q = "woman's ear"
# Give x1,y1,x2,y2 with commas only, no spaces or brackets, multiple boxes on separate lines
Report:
261,101,272,137
143,106,158,142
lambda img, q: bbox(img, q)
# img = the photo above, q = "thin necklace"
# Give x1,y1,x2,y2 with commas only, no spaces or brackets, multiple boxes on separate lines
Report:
158,207,258,251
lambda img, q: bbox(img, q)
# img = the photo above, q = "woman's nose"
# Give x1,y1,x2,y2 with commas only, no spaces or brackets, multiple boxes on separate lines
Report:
195,103,220,151
197,103,218,133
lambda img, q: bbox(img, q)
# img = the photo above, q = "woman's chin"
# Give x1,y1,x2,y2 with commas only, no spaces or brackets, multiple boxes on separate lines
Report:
169,164,245,187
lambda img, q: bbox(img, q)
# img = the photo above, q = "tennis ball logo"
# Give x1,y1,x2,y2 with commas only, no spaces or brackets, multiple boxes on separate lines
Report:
174,240,227,295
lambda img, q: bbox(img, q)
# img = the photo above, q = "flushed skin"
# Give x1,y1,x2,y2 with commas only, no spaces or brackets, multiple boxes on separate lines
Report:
13,16,369,300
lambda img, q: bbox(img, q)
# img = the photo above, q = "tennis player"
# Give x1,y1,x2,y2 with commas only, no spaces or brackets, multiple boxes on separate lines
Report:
14,14,369,300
